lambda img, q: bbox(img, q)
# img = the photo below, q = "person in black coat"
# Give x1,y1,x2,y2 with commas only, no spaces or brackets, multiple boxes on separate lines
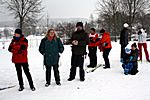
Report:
68,22,89,81
120,23,129,62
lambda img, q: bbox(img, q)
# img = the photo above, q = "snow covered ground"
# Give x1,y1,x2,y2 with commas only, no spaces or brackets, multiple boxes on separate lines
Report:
0,37,150,100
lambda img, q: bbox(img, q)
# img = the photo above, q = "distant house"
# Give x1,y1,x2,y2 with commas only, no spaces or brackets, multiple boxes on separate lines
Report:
0,27,14,38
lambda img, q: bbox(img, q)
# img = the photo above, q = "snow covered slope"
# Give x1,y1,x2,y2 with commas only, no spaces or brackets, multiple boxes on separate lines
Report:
0,40,150,100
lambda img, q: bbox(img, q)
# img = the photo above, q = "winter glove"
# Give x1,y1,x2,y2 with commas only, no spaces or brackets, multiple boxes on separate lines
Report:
18,50,22,54
20,44,26,50
89,37,95,43
8,46,12,52
72,40,78,45
103,42,108,47
130,56,133,61
120,58,124,63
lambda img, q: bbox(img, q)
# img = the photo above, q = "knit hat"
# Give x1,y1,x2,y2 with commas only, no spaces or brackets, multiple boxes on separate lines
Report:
125,48,131,54
100,28,105,33
15,29,22,35
131,43,137,48
123,23,129,28
76,22,83,27
90,28,96,32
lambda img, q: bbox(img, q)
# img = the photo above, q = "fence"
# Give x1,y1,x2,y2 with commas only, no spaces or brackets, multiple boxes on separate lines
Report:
0,37,43,49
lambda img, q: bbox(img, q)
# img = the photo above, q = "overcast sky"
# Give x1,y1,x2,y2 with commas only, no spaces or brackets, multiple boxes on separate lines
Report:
43,0,98,18
0,0,98,21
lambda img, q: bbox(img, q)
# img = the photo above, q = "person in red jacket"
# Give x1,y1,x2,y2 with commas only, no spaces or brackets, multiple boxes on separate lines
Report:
96,29,112,69
87,28,99,68
8,29,35,91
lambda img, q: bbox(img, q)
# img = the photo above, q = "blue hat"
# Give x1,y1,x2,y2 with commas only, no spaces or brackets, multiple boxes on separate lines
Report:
125,48,131,54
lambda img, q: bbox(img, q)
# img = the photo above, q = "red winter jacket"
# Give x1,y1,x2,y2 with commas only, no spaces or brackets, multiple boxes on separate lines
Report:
96,32,112,51
88,33,99,47
8,36,28,63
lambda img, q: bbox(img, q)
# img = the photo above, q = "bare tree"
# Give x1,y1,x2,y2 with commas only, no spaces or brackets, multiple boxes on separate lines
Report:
3,0,44,32
96,0,121,41
121,0,150,27
96,0,150,38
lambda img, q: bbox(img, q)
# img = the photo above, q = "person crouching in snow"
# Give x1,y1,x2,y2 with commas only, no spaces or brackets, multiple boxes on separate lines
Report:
39,29,64,87
130,43,139,75
8,29,35,91
122,43,139,75
122,48,133,75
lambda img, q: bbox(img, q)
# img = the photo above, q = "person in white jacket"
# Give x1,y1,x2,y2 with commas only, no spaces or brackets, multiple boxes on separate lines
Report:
137,28,150,62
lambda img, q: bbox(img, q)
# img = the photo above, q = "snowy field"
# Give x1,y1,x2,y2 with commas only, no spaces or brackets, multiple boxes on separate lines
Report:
0,37,150,100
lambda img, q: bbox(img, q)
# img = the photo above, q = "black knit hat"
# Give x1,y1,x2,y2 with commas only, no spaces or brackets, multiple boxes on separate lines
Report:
76,22,83,27
90,28,96,32
100,28,105,33
131,43,137,48
15,29,22,35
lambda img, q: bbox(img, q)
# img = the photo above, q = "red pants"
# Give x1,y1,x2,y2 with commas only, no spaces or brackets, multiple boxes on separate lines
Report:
138,43,149,61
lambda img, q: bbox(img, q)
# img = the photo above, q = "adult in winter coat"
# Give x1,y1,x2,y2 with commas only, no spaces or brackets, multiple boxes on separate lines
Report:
68,22,89,81
120,23,129,62
96,29,112,69
39,29,64,87
137,28,150,62
87,28,99,68
8,29,35,91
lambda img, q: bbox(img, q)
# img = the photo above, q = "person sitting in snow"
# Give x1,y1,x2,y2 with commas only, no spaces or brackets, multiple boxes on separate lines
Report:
122,43,139,75
122,48,133,75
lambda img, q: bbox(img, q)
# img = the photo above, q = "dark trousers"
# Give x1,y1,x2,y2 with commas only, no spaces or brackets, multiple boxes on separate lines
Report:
88,46,97,67
103,48,111,68
130,62,138,75
45,64,60,84
121,46,125,60
69,54,85,80
15,63,34,88
121,46,125,58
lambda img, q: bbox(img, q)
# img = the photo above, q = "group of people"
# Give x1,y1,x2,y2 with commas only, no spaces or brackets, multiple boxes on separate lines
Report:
120,23,150,75
8,22,149,91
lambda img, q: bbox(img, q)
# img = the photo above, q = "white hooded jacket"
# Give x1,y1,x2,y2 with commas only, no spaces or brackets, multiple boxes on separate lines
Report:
138,29,147,43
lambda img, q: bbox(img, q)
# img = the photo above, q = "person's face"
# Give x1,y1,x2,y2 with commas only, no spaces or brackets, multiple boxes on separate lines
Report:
49,30,55,37
76,26,83,31
14,33,21,37
131,46,136,50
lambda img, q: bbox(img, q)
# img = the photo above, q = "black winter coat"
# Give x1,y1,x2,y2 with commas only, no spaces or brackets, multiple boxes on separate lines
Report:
120,28,129,48
71,30,89,55
130,49,139,75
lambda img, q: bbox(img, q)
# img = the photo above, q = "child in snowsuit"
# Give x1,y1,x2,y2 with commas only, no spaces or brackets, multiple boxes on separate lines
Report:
122,48,133,75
